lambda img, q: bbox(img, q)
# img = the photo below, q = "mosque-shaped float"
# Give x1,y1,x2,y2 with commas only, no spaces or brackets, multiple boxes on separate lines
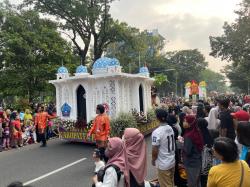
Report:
49,57,154,126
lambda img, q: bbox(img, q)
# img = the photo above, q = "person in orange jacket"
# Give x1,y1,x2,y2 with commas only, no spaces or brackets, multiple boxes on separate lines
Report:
87,104,110,162
35,106,55,147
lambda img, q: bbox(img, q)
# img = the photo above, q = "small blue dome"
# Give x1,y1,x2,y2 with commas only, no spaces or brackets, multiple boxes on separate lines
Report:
139,67,149,73
57,66,68,74
76,65,88,74
93,57,112,69
108,58,120,66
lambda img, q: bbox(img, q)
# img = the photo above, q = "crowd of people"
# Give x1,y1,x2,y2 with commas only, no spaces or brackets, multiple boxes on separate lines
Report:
89,96,250,187
0,103,57,152
2,95,250,187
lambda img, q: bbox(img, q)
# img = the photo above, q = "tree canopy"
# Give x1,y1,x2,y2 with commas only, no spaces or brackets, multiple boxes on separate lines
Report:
200,69,227,93
23,0,134,64
0,8,75,102
210,0,250,92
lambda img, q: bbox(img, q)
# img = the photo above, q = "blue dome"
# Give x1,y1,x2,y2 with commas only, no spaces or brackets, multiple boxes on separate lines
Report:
108,58,120,66
139,67,149,73
76,65,88,74
57,66,68,74
93,57,112,69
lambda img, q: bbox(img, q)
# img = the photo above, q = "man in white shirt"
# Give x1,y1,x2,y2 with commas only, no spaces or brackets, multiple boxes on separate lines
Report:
152,109,175,187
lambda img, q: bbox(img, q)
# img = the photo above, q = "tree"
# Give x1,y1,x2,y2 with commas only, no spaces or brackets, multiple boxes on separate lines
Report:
209,0,250,92
153,74,168,87
200,69,227,93
0,9,75,102
106,29,166,73
23,0,129,63
223,64,249,93
168,49,208,92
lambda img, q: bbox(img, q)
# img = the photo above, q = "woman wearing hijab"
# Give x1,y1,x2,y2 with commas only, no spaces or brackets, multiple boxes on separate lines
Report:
206,106,220,140
197,118,214,187
92,137,125,187
183,115,204,187
123,128,147,187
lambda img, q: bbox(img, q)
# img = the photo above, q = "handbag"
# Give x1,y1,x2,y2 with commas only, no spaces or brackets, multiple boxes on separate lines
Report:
201,144,213,175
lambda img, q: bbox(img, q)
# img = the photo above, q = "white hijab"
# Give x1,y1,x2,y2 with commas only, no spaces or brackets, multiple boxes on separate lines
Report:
206,106,220,130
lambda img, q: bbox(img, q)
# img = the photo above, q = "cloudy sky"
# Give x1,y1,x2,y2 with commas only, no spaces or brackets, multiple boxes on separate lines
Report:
5,0,240,73
110,0,240,73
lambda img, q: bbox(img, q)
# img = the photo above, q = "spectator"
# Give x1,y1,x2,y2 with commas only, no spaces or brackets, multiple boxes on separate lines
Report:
207,137,250,187
24,109,33,127
11,113,23,148
197,118,213,187
218,98,236,140
237,122,250,166
92,137,125,187
196,104,206,118
2,122,10,150
93,148,105,174
183,115,204,187
179,106,191,136
123,128,147,187
206,106,220,140
152,108,175,187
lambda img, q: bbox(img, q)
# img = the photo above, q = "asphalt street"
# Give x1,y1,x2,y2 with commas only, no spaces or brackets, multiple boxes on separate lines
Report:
0,136,157,187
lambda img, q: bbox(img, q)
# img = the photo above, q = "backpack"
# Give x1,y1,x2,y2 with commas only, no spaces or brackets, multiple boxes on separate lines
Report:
201,144,213,175
92,164,122,187
97,164,122,182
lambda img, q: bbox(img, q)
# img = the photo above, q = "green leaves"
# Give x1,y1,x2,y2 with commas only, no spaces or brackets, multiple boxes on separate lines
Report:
209,0,250,92
153,74,168,87
110,112,137,137
0,9,75,101
23,0,122,63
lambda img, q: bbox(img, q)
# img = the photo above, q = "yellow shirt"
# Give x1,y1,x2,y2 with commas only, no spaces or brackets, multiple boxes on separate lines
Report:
207,160,250,187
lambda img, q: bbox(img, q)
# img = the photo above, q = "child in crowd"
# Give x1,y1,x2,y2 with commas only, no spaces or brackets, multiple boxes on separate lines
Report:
2,122,10,150
12,113,23,148
93,148,105,174
21,125,31,145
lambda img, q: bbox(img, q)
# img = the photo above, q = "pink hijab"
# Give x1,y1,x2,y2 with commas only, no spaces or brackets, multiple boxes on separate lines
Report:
105,137,125,172
123,128,147,187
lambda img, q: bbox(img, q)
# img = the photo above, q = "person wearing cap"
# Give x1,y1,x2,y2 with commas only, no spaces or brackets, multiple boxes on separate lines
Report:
231,109,250,126
231,108,250,159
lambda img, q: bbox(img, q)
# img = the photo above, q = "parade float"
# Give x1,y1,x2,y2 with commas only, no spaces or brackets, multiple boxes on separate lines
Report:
185,80,207,101
49,57,158,143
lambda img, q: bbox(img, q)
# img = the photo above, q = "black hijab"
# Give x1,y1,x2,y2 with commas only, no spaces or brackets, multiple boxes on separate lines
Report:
197,118,213,147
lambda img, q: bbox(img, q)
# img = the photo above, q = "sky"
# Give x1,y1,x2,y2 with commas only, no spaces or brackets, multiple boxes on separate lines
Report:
4,0,240,73
110,0,240,73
